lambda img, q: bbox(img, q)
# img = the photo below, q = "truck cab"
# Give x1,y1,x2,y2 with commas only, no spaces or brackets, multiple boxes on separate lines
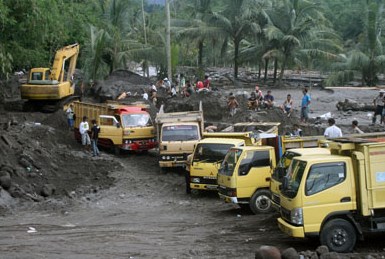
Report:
187,138,246,193
270,147,331,211
217,146,276,214
155,102,204,170
278,140,385,252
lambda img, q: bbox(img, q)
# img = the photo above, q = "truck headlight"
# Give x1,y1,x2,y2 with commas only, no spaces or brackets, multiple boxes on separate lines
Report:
191,177,200,183
291,208,303,225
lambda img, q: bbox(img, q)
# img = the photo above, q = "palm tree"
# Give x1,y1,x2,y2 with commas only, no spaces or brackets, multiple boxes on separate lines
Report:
264,0,339,85
172,0,215,69
326,0,385,86
209,0,266,79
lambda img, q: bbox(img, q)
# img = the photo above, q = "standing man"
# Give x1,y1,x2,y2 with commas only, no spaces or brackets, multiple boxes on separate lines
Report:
324,118,343,138
66,104,75,130
301,88,311,123
372,90,385,124
79,116,91,152
91,119,100,157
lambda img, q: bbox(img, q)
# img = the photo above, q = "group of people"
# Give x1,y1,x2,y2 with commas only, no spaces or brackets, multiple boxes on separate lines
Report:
247,85,275,112
66,104,100,157
147,74,212,105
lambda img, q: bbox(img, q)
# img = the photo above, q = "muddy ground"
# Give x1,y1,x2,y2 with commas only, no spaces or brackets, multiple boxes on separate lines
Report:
0,69,385,258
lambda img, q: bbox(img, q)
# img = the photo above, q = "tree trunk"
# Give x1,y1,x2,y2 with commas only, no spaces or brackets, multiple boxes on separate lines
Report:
258,62,262,79
165,0,172,82
273,58,278,85
278,56,287,86
234,39,240,79
264,58,269,84
198,40,203,67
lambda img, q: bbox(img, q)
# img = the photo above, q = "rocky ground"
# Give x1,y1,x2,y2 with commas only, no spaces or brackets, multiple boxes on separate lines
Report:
0,68,385,258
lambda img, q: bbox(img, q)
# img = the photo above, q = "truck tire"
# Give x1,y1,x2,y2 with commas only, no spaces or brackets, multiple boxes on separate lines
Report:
250,189,273,214
320,219,356,253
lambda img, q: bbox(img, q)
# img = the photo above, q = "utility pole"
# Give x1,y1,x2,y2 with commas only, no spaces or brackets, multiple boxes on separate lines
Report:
141,0,149,77
165,0,172,82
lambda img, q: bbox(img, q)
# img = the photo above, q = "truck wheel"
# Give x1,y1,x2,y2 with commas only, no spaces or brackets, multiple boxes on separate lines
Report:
320,219,356,253
250,189,273,214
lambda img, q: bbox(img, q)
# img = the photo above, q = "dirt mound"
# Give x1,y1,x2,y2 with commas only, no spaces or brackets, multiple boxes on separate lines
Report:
94,69,153,101
0,109,120,214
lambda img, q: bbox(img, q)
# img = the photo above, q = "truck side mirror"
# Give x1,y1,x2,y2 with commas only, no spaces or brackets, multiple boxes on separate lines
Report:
116,122,121,128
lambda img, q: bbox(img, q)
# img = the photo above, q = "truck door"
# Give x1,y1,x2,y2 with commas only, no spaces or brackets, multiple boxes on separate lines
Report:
302,162,354,233
99,115,123,145
236,149,272,198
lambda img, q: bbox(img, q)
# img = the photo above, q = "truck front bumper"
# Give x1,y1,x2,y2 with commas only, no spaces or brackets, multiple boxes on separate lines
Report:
190,183,218,191
218,193,238,204
159,161,186,168
277,217,305,238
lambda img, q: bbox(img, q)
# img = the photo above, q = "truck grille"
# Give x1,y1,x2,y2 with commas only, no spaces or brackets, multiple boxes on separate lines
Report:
159,154,186,161
271,193,280,205
194,177,217,185
218,185,236,197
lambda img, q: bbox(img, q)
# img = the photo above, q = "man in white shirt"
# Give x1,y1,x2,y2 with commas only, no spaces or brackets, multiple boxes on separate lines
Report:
324,118,342,138
79,116,91,151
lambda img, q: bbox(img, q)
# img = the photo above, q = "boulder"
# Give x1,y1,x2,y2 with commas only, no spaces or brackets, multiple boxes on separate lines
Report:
255,245,281,259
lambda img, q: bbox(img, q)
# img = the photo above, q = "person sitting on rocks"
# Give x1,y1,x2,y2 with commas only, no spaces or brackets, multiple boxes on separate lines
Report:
227,93,239,117
255,85,263,102
280,94,293,116
263,90,275,109
182,81,194,97
292,124,303,136
150,89,157,105
352,120,364,134
248,92,259,111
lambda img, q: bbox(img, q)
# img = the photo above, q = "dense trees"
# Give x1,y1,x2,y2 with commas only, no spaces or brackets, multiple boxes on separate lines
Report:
1,0,385,86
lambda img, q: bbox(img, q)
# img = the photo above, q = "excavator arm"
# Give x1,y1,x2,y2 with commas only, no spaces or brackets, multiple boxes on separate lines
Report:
49,43,79,82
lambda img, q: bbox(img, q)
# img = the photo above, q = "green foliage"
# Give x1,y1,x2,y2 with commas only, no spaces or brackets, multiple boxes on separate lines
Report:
0,0,384,87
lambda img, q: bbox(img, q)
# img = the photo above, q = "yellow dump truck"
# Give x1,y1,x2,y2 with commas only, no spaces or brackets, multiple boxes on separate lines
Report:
155,102,204,170
278,138,385,252
217,145,277,214
72,101,156,153
186,131,260,194
271,133,385,211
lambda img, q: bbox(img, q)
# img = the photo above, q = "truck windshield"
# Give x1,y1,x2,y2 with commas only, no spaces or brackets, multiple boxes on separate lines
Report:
219,149,242,176
162,125,199,141
272,151,298,181
193,143,234,163
121,114,152,127
281,160,307,199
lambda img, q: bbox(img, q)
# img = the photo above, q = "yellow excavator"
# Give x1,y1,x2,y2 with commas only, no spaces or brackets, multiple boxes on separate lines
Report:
20,43,80,111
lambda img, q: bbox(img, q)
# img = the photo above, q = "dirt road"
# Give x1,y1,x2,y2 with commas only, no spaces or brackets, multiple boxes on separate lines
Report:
1,151,385,258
